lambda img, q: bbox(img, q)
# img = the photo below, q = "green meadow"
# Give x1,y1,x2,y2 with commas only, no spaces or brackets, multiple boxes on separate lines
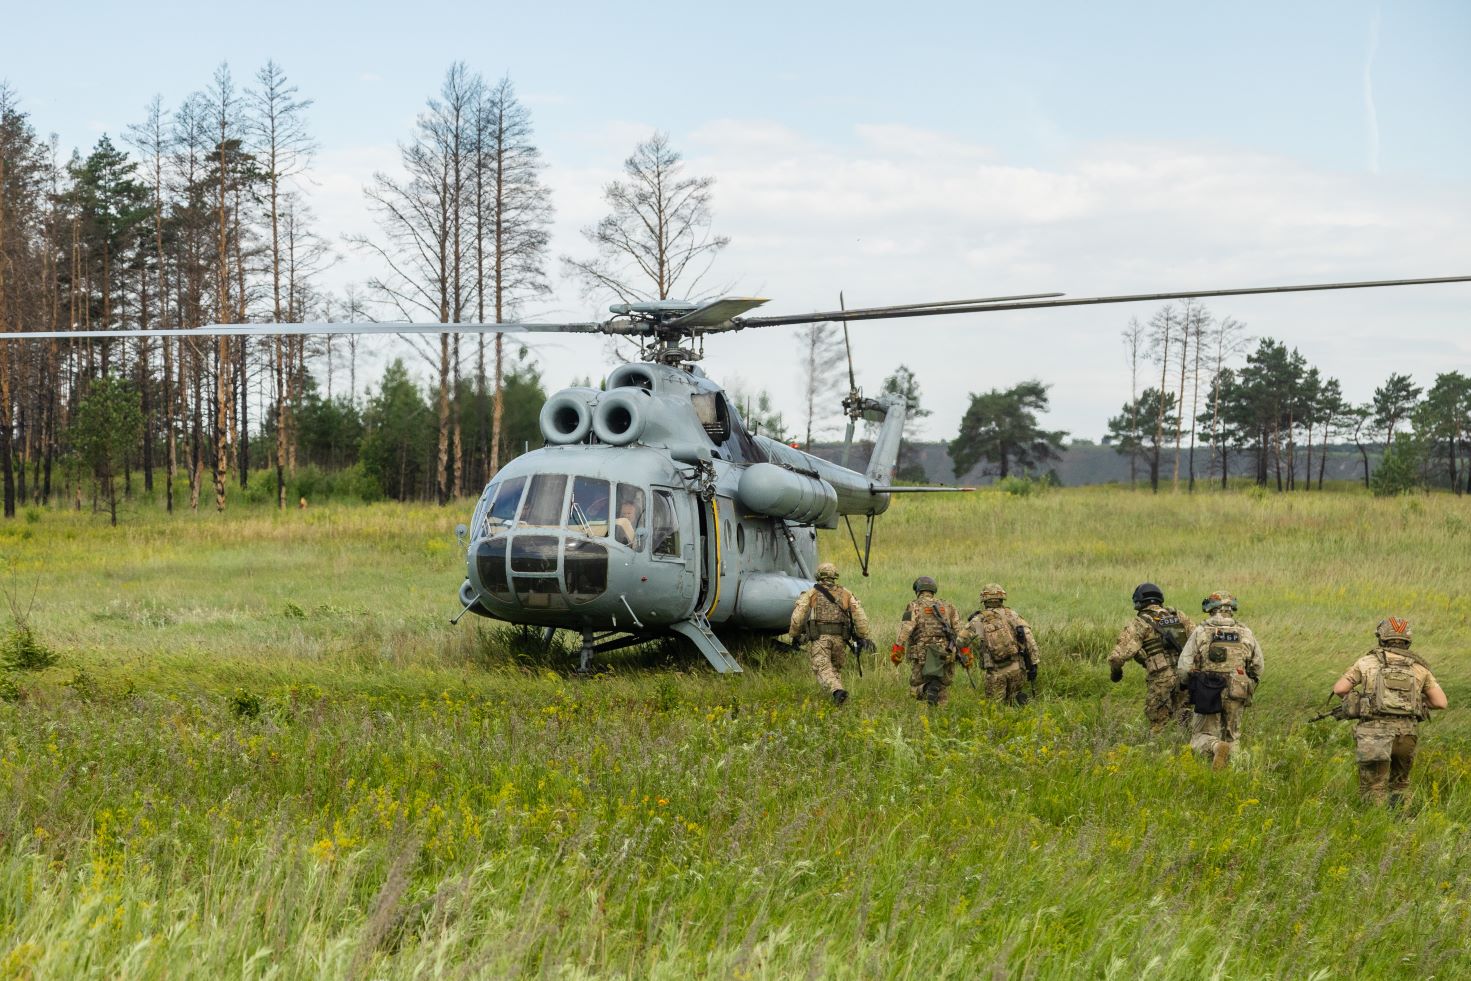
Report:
0,486,1468,979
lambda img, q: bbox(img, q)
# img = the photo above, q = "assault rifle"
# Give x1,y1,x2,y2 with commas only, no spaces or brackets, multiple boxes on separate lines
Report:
929,604,976,690
1308,692,1361,723
1015,624,1038,696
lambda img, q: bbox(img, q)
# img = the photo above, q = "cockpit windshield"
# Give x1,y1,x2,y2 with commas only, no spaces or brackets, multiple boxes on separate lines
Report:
476,473,648,549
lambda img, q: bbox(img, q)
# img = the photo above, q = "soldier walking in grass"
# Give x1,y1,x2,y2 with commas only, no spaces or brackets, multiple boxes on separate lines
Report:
1108,583,1194,733
958,583,1039,705
789,562,872,707
891,576,965,706
1177,591,1263,770
1330,617,1448,806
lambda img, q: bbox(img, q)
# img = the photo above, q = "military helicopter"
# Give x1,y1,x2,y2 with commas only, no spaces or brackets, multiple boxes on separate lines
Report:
5,274,1470,672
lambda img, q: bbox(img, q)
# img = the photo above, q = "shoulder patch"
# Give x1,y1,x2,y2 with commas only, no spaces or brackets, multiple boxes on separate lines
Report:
902,609,912,622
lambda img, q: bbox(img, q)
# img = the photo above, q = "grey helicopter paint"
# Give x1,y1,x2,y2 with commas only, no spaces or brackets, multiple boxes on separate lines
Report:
5,276,1470,672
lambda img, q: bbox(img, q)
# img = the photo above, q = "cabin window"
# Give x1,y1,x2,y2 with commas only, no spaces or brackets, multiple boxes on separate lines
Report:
510,535,560,573
615,484,646,549
568,477,610,537
486,476,526,531
475,537,512,600
651,490,680,557
565,540,609,603
736,523,746,554
521,474,567,527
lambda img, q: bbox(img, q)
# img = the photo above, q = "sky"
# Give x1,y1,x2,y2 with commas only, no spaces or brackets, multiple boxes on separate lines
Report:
4,0,1469,443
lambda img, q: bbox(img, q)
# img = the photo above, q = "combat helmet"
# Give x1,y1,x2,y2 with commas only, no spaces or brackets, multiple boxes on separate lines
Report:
980,583,1007,606
815,562,839,582
1376,616,1412,646
1132,582,1165,610
1203,591,1238,614
912,576,938,594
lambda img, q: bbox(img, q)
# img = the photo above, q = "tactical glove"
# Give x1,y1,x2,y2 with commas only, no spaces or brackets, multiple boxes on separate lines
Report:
890,644,904,666
859,638,877,655
1026,663,1038,682
1109,664,1123,683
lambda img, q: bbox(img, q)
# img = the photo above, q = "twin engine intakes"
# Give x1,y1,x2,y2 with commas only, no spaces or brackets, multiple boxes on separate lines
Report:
540,387,646,447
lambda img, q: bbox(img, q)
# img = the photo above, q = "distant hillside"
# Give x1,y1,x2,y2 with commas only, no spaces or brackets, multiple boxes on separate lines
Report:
806,441,1382,487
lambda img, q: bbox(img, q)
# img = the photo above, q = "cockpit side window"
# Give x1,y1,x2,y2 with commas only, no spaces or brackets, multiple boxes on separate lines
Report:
568,477,610,537
614,484,646,549
521,474,568,527
485,476,526,532
651,489,680,557
691,392,731,444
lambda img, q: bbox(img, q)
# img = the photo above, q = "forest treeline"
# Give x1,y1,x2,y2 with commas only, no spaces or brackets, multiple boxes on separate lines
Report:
1100,302,1471,496
0,61,571,521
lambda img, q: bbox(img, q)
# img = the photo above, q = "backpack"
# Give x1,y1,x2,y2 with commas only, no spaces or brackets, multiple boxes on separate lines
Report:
1371,649,1422,718
974,608,1020,663
1138,608,1187,673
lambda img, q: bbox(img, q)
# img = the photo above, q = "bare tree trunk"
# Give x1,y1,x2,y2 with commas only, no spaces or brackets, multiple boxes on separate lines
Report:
1151,308,1172,494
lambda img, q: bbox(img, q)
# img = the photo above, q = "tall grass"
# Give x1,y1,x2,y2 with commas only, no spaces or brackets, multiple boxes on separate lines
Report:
0,490,1467,977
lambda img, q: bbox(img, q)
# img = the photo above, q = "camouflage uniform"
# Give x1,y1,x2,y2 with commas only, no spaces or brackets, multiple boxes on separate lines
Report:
1109,604,1195,732
1176,595,1263,768
958,585,1038,704
1335,619,1444,805
894,585,963,705
789,564,870,701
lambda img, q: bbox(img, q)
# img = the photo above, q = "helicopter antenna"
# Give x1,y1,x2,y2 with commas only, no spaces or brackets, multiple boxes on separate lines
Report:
839,292,860,468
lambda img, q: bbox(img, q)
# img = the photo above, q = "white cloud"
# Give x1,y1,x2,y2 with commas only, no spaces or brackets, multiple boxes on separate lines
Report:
303,120,1471,442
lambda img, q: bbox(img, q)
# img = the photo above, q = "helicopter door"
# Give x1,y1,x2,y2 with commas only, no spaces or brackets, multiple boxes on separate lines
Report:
649,487,698,610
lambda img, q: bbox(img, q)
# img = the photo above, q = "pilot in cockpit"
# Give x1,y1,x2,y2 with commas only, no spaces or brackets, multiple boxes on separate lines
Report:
615,489,645,547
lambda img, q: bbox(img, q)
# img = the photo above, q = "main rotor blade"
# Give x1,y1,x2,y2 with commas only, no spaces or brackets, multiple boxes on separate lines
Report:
0,320,606,341
732,291,1066,329
740,276,1471,328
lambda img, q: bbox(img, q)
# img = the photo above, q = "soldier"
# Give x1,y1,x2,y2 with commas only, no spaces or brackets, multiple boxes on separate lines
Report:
1330,617,1448,806
1176,591,1263,770
1107,583,1194,733
890,576,965,706
958,583,1039,704
789,562,872,706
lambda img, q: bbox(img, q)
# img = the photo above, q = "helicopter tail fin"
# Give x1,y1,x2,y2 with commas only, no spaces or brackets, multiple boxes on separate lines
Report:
864,393,908,485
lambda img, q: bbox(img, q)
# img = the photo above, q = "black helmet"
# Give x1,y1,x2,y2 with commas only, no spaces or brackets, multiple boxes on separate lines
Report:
1132,582,1164,609
912,576,938,594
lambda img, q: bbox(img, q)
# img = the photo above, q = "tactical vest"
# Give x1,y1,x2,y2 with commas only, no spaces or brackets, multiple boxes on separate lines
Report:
1193,622,1253,704
907,597,953,648
1138,607,1187,674
973,608,1020,664
804,586,852,640
1368,647,1423,719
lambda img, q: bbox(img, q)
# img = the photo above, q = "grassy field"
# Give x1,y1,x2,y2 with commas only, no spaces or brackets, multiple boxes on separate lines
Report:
0,486,1468,978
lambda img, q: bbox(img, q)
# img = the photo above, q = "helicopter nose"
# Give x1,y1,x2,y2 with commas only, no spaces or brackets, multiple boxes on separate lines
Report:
469,531,609,609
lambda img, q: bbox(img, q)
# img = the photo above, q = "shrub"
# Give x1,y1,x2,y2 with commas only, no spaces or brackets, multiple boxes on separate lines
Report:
230,689,263,718
2,625,59,671
1370,439,1424,497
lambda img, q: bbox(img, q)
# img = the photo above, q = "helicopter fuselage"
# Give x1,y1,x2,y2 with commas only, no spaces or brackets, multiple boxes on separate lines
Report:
456,358,905,671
